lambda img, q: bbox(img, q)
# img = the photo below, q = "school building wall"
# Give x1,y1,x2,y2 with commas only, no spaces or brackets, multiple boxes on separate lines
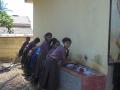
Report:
110,0,120,61
33,0,110,74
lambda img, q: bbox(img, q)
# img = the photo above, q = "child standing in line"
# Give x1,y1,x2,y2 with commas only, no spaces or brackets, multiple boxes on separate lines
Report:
18,37,30,58
41,37,72,90
32,32,53,83
36,38,60,88
21,38,40,69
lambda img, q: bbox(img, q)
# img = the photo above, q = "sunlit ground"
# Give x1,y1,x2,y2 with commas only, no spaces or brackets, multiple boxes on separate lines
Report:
0,62,35,90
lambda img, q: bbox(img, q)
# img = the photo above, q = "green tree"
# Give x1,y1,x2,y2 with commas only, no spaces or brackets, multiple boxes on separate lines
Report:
0,0,13,33
0,12,13,33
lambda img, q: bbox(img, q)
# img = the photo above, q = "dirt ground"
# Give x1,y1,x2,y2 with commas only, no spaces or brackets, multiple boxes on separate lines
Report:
0,62,35,90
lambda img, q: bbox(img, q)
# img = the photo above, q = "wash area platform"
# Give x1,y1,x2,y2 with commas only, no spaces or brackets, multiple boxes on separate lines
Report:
59,64,106,90
0,61,106,90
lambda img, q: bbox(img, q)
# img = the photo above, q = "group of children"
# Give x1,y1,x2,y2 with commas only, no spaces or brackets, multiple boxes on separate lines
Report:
18,32,72,90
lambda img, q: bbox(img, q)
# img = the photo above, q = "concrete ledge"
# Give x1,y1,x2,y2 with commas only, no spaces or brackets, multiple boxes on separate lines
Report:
59,67,106,90
0,34,33,37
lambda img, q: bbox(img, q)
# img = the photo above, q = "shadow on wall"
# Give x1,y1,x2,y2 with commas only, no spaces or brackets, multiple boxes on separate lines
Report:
71,54,105,74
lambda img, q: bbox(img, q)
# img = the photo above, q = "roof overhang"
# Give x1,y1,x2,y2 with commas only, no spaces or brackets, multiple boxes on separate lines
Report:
25,0,33,3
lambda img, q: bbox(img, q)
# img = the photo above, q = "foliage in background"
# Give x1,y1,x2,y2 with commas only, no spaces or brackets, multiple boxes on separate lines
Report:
0,0,13,33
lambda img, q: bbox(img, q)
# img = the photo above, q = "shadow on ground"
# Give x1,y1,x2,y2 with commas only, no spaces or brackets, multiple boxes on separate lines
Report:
0,62,36,90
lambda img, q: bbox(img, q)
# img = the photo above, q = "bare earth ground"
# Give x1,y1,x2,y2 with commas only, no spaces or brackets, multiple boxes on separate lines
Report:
0,62,35,90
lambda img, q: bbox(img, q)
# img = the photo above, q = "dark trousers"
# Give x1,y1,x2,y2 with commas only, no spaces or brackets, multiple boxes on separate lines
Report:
113,63,120,90
40,59,59,90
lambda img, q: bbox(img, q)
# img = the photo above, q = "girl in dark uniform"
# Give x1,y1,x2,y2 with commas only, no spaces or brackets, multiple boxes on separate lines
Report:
21,38,40,75
31,33,53,84
18,37,30,58
36,38,60,89
41,37,72,90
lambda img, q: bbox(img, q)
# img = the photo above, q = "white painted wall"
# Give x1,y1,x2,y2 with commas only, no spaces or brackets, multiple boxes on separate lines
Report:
33,0,110,74
110,0,120,61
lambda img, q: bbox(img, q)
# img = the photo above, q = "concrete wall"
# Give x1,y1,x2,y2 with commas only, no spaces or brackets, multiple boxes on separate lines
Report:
110,0,120,61
59,69,81,90
33,0,110,74
0,37,26,62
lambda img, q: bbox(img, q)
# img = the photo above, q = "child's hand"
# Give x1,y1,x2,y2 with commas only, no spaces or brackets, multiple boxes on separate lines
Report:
28,50,33,56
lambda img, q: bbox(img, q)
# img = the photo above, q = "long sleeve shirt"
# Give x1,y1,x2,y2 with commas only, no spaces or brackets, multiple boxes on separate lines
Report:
49,45,67,64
